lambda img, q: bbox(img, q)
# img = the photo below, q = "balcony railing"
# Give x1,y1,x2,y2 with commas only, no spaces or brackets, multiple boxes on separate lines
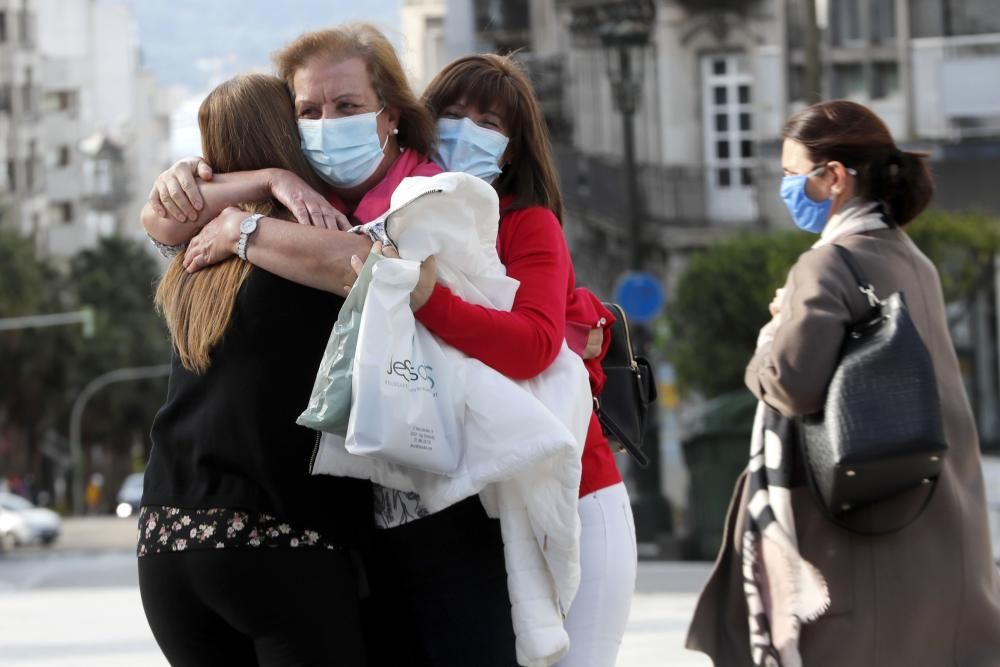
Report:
553,145,771,230
912,33,1000,140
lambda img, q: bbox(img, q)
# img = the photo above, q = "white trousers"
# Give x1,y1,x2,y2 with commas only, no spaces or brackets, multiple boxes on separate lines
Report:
558,481,638,667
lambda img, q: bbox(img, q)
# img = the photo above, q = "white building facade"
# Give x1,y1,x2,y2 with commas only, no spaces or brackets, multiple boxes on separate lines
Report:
0,0,46,247
400,0,447,92
527,0,1000,290
1,0,171,259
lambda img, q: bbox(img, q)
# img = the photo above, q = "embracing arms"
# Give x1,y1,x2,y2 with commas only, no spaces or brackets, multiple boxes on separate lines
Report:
143,159,369,296
182,207,372,295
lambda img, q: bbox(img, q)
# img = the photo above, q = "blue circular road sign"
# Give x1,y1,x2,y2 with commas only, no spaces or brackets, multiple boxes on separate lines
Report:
613,271,664,324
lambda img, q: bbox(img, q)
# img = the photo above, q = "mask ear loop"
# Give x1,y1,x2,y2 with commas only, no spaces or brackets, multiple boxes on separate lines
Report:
811,163,857,199
374,106,402,153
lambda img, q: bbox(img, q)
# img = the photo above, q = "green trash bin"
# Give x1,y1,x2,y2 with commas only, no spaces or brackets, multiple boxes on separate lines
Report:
681,390,757,560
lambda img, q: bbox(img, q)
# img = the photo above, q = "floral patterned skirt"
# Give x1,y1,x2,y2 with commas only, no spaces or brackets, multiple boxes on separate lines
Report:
136,506,340,557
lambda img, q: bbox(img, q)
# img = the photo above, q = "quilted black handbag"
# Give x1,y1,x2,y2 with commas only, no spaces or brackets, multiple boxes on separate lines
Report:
595,303,657,468
798,244,947,534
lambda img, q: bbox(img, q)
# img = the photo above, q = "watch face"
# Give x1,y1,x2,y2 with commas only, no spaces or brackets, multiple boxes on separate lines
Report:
240,216,258,234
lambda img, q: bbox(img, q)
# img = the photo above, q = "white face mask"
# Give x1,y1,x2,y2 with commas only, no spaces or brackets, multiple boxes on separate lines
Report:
298,108,389,188
433,117,509,184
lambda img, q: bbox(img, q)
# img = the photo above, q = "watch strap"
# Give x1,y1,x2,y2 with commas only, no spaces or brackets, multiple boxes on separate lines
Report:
237,213,263,261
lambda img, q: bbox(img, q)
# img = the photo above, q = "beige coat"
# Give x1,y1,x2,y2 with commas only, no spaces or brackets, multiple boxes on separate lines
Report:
687,226,1000,666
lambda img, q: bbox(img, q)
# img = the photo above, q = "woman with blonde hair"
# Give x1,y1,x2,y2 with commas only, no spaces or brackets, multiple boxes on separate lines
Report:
138,73,371,666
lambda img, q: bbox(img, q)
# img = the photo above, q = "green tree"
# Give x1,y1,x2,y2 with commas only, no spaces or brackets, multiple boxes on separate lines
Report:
0,233,171,507
0,231,74,471
668,211,1000,398
66,237,171,472
906,210,1000,315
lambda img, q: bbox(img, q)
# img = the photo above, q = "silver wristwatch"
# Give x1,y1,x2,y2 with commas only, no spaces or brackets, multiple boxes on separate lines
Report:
237,213,263,261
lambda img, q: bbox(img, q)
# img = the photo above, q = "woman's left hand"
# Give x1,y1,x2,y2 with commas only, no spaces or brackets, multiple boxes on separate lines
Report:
183,206,243,273
582,328,604,359
353,242,436,310
768,287,786,317
410,253,437,312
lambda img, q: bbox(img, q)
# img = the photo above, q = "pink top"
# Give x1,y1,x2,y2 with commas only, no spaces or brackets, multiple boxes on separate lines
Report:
329,149,442,222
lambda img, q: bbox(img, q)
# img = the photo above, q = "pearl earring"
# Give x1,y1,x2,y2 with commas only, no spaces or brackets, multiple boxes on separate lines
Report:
392,128,399,135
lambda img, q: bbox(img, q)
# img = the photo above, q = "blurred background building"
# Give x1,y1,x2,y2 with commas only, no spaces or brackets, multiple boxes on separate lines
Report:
0,0,171,261
401,0,447,91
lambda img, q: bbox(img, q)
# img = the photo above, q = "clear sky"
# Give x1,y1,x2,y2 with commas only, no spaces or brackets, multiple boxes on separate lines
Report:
115,0,403,158
126,0,403,89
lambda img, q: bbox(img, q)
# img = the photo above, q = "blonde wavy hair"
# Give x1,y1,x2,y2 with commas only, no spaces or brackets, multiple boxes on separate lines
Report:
154,74,327,373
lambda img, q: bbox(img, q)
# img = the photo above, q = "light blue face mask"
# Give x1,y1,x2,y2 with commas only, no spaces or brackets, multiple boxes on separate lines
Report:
298,108,389,188
433,117,509,184
779,165,833,234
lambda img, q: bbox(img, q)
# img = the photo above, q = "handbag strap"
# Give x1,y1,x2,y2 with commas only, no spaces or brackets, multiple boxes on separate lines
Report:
594,402,651,468
830,244,882,308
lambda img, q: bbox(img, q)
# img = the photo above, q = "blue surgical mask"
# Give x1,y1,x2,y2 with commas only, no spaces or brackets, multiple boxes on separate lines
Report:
433,117,509,184
298,108,389,188
779,166,832,233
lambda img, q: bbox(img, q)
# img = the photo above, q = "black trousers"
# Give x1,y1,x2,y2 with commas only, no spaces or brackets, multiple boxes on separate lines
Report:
138,547,365,667
363,496,518,667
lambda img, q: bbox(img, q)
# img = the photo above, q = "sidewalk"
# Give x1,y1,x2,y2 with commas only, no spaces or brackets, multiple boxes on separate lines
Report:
50,515,139,552
619,561,713,666
1,521,714,667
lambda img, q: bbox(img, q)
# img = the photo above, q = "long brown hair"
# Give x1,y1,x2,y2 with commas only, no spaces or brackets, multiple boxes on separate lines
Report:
422,54,564,222
273,23,437,156
155,74,328,373
783,100,934,225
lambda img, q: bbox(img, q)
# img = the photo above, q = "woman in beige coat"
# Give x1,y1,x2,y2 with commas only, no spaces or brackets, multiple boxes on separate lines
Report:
687,100,1000,666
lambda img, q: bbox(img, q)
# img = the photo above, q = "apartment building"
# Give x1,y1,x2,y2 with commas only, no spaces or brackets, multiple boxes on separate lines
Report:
0,0,170,259
34,0,171,258
527,0,1000,280
0,0,46,246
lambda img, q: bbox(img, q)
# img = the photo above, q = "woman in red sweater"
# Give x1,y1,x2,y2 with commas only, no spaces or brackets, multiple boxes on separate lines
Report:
416,54,638,667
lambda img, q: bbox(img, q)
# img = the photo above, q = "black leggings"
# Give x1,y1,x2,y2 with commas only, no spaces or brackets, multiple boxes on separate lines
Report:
364,496,517,667
138,547,365,667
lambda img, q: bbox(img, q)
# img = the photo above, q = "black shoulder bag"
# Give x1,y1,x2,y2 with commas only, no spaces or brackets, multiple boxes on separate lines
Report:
594,303,657,468
797,244,948,534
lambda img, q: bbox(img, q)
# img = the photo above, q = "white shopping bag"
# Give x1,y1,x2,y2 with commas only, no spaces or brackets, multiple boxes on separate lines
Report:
345,257,465,475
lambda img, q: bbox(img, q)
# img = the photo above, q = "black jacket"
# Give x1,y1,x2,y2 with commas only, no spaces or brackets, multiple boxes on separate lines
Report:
143,267,372,549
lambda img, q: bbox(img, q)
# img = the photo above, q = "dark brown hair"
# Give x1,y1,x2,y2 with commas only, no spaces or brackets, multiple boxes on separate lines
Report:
783,100,934,225
422,54,564,222
155,74,325,373
273,23,437,156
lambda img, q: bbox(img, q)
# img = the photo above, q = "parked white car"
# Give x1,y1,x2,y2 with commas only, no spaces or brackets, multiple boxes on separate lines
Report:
115,472,144,518
0,505,23,552
0,492,61,547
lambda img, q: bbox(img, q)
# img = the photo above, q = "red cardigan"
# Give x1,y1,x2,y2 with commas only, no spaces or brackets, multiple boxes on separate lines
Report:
415,202,622,497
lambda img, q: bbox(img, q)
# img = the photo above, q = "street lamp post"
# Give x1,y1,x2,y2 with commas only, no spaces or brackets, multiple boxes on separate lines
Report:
68,365,170,515
599,16,649,275
595,1,672,545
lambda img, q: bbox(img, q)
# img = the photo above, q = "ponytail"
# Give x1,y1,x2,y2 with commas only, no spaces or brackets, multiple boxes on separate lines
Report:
880,150,934,225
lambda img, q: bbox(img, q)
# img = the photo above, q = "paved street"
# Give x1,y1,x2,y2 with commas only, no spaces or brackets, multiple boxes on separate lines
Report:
0,517,713,667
